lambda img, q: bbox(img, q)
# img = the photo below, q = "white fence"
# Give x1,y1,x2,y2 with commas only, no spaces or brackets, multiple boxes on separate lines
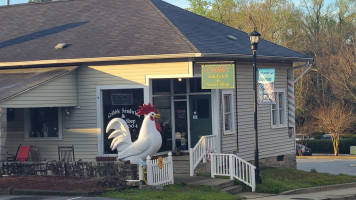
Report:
139,152,174,186
189,135,217,176
211,153,256,192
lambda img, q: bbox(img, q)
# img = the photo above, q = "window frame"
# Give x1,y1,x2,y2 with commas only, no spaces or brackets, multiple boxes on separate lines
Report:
24,107,63,141
271,89,287,128
222,90,235,135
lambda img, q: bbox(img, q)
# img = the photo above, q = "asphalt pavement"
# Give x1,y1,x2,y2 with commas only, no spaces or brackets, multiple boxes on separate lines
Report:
0,196,118,200
297,158,356,175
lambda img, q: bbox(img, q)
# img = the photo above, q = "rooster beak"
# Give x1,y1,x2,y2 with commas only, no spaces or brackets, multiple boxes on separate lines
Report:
155,114,161,119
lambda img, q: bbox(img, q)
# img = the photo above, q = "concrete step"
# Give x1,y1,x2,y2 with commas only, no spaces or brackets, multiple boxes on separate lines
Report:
172,155,190,161
189,177,234,189
221,185,243,195
174,169,190,174
174,174,243,195
173,158,190,175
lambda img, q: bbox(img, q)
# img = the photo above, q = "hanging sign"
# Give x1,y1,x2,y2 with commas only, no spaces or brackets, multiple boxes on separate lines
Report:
257,69,275,104
201,64,235,89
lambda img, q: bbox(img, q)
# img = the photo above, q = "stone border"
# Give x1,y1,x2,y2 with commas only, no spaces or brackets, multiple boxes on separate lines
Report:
280,182,356,195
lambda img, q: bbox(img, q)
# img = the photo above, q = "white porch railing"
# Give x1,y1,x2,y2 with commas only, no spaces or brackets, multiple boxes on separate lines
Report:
211,153,256,192
139,152,174,186
189,135,217,176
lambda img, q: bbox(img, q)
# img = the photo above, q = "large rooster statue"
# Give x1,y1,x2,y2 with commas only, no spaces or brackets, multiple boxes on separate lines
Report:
106,103,162,164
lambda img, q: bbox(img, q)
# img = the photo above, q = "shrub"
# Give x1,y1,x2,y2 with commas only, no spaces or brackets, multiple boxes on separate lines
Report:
306,138,356,154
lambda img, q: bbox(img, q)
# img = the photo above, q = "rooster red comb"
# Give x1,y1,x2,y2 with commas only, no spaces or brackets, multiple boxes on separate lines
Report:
136,103,158,115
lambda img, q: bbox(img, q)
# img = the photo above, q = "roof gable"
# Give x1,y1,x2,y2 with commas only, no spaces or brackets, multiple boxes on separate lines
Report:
0,0,310,64
152,0,310,59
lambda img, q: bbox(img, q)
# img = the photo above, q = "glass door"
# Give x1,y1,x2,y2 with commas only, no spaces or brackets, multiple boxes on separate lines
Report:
174,100,188,151
189,95,212,147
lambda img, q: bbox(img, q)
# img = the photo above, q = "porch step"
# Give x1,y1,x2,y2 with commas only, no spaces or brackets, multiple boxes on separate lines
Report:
221,185,243,195
173,157,190,174
172,155,190,161
174,174,243,195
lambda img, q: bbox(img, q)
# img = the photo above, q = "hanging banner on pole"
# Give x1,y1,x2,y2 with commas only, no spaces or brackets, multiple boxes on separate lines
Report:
201,64,235,89
257,69,275,104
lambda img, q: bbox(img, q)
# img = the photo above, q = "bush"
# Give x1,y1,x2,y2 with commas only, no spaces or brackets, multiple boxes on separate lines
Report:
305,138,356,154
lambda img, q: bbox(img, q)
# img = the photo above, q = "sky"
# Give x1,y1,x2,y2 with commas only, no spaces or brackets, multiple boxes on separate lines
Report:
0,0,334,9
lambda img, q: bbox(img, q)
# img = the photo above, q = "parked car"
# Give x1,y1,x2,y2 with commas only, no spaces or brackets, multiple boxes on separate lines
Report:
321,134,332,139
296,144,312,156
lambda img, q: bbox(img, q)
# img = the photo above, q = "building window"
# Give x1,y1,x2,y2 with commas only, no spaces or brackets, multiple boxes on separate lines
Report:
271,90,286,128
25,107,62,139
223,90,234,134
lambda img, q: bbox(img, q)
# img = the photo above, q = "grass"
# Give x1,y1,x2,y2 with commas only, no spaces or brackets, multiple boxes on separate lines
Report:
101,182,244,200
255,168,356,194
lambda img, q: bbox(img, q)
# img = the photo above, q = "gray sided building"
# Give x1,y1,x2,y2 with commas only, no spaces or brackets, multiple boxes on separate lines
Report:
0,0,312,168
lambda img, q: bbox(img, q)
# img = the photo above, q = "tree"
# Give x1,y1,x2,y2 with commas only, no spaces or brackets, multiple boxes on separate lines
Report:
187,0,210,17
313,104,355,156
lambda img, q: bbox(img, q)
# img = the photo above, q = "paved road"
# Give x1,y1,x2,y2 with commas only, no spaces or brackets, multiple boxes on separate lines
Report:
0,196,118,200
297,158,356,176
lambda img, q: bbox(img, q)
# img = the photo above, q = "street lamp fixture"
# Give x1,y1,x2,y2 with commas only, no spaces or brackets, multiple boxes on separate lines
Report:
249,29,262,184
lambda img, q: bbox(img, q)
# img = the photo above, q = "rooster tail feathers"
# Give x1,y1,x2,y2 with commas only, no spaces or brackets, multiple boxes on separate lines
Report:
111,136,131,151
106,118,132,152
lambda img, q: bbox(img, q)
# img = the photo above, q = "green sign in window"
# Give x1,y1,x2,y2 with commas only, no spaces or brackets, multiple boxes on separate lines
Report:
201,64,235,89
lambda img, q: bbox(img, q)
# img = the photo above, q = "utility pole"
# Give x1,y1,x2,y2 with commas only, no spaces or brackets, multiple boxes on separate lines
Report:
6,0,10,5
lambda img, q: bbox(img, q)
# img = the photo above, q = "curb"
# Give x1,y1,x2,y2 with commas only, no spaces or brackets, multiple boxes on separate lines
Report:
297,156,356,159
280,182,356,195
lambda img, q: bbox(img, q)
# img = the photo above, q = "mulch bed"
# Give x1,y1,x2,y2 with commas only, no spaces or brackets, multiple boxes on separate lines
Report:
0,175,127,191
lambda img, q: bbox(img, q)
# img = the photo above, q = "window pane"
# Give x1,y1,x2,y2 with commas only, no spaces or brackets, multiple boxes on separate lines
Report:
103,89,144,154
190,78,211,93
224,113,231,131
279,93,283,109
152,79,170,94
174,79,186,94
154,96,172,152
279,109,284,124
272,110,277,125
30,107,58,138
224,94,231,113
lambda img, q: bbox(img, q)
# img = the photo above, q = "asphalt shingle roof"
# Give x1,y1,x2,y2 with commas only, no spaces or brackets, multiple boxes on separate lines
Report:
0,66,77,102
0,0,310,63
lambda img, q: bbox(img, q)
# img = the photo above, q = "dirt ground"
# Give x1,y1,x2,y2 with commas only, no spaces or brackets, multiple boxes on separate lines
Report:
0,175,125,191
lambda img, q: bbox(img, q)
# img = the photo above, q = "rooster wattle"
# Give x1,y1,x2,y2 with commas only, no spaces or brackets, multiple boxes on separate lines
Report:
106,103,162,164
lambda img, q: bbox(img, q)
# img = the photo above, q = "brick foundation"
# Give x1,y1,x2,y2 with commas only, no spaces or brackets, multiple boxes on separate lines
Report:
0,160,137,180
251,154,296,169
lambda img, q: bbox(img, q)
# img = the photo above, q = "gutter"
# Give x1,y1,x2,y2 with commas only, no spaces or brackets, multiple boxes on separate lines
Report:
0,52,313,68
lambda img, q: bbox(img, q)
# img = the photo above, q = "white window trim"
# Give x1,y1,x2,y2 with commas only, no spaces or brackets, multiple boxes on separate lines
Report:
96,84,149,156
222,90,235,135
271,89,287,129
24,107,63,141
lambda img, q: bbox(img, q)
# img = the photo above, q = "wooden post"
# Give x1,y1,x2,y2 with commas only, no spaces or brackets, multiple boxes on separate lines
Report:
210,153,215,178
146,155,152,185
189,148,194,176
0,108,7,162
168,152,173,184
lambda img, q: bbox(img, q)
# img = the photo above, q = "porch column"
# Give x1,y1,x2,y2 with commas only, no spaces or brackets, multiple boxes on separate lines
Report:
0,108,7,162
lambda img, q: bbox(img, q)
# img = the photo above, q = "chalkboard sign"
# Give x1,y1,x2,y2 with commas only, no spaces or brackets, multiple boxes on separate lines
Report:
102,89,144,154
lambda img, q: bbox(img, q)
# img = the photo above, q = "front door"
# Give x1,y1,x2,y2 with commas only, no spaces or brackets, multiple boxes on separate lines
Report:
189,95,212,147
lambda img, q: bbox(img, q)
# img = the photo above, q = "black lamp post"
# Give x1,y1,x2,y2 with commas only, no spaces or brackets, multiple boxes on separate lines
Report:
249,29,262,184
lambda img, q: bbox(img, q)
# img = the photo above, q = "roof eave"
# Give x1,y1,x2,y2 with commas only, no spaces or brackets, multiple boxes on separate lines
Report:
0,52,313,67
0,53,203,67
200,53,314,63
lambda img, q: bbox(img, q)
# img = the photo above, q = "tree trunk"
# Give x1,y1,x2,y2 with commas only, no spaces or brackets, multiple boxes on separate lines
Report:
332,137,339,156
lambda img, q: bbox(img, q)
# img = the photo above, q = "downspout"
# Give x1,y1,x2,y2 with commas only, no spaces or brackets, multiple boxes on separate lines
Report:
235,60,239,153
